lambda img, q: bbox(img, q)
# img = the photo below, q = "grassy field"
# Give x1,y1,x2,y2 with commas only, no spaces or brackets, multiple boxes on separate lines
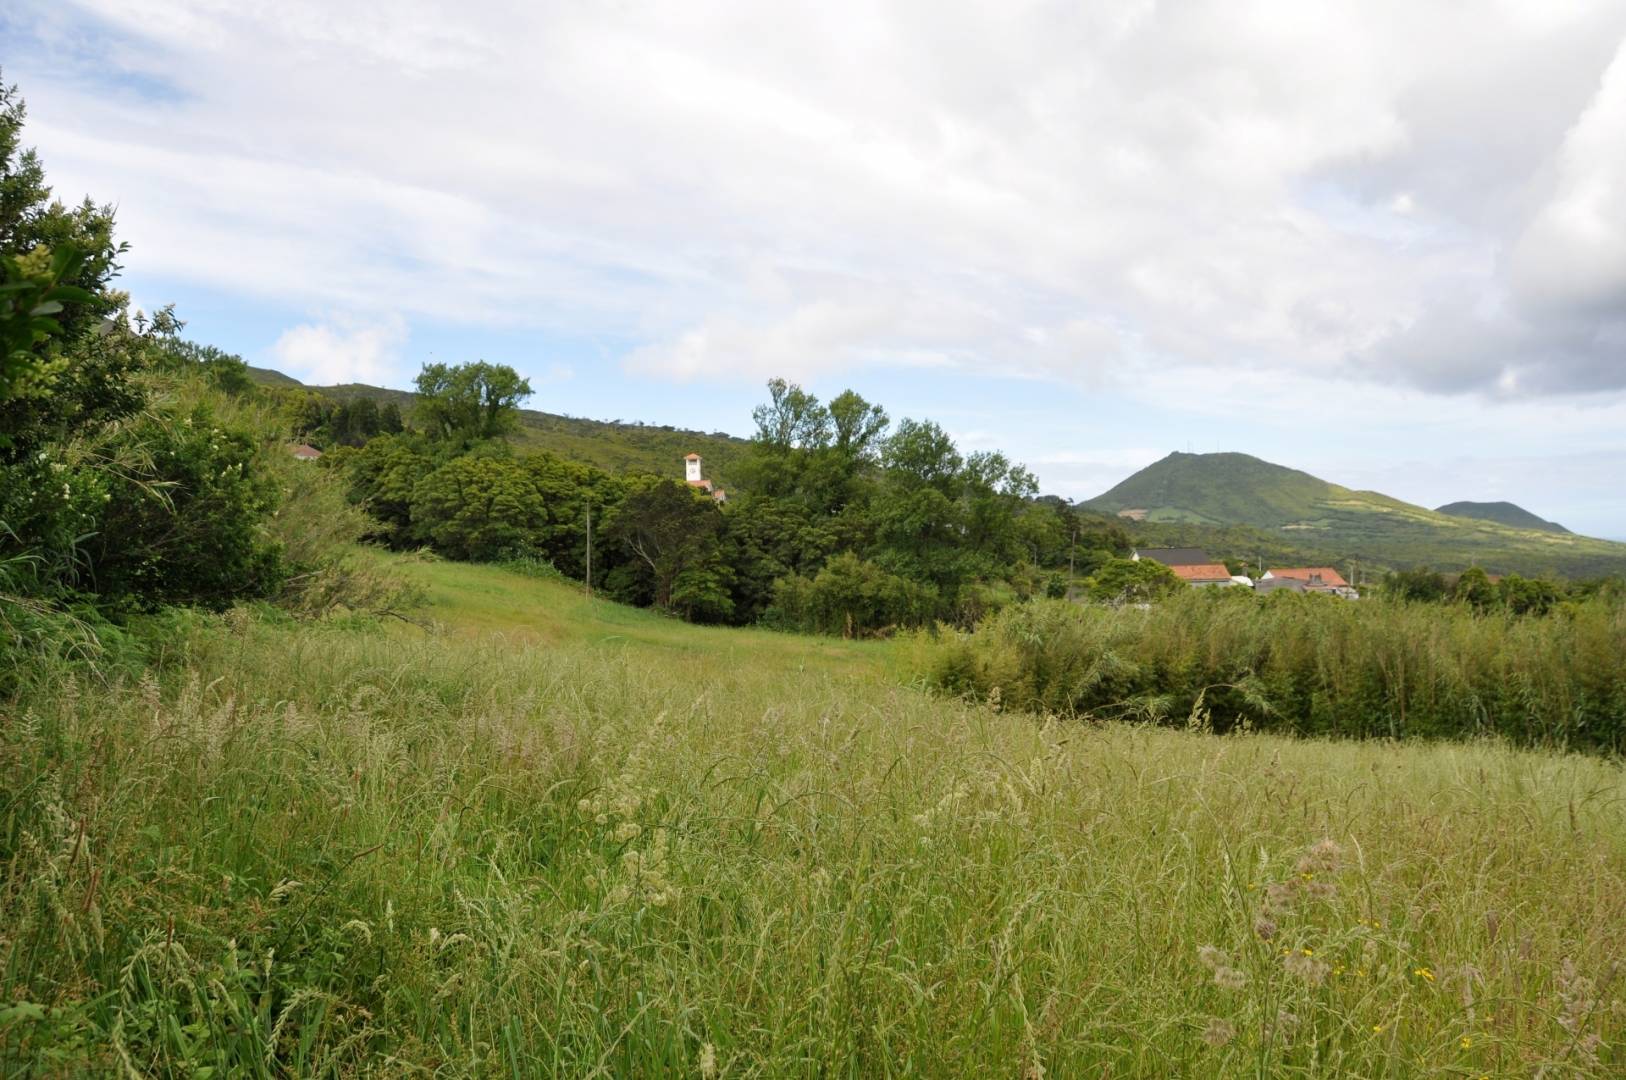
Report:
4,556,1625,1076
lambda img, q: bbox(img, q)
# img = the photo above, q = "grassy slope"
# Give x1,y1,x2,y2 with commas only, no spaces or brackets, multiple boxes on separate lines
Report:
7,553,1625,1075
248,367,749,488
1087,451,1626,577
1436,499,1570,534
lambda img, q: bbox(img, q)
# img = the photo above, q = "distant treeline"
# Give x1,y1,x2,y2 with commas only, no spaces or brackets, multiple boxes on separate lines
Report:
914,588,1626,753
320,370,1135,629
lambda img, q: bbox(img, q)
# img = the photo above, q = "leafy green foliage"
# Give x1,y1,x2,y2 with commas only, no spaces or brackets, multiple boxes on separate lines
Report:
413,360,532,446
604,477,726,611
1081,557,1184,604
409,456,550,562
766,551,935,636
81,404,286,609
0,244,92,403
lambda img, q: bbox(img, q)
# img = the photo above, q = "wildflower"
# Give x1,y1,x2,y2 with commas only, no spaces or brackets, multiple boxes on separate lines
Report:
1253,914,1278,941
1300,948,1314,957
1201,1017,1235,1048
1214,966,1248,991
1373,1023,1386,1034
1414,967,1435,983
1296,838,1343,875
1459,1035,1472,1050
1284,951,1330,986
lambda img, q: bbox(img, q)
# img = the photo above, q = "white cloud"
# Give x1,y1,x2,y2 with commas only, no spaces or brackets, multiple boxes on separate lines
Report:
12,0,1626,399
8,0,1626,534
270,315,407,385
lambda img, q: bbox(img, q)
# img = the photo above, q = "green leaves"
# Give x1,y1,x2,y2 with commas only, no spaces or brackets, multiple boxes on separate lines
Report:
412,360,533,446
0,244,90,401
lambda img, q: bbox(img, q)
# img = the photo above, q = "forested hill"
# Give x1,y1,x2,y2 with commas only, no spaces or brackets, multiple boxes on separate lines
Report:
1085,451,1626,578
248,366,749,486
1435,500,1570,534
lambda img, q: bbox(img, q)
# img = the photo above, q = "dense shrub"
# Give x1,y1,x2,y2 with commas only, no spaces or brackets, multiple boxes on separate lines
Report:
767,551,937,637
916,591,1626,751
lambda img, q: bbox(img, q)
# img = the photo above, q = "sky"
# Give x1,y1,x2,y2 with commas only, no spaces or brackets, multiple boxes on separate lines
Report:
5,0,1625,536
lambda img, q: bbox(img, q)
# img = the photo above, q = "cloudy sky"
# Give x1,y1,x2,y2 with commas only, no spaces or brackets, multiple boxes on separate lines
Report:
6,0,1626,535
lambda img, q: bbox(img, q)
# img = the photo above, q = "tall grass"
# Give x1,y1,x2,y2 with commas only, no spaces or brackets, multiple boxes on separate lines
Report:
913,591,1626,752
2,570,1625,1075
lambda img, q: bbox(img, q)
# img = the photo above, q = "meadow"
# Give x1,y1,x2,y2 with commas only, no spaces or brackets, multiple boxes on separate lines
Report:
4,556,1624,1076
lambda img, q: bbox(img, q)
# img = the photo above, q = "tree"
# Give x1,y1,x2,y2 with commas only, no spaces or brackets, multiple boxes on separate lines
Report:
413,361,532,446
721,495,837,623
1499,573,1560,616
1452,567,1498,611
409,456,547,561
751,377,831,450
1083,557,1183,605
378,401,404,434
828,389,889,463
1385,566,1449,603
605,478,725,610
341,434,436,545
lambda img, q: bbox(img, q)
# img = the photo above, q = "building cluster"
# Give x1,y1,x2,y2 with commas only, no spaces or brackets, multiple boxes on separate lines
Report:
1131,547,1358,599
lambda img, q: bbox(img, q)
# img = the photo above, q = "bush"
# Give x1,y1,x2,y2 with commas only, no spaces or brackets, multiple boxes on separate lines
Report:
766,552,936,637
91,406,285,608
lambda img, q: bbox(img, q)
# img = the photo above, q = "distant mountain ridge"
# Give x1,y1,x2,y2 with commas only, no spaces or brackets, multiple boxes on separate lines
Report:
1435,500,1569,534
246,367,749,485
1083,451,1626,578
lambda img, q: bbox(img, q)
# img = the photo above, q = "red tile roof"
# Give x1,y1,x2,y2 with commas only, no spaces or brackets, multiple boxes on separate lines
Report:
1170,563,1233,582
684,453,701,460
1268,567,1349,588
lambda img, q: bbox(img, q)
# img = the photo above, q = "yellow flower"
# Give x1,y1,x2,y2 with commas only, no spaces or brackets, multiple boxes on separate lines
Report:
1414,966,1435,982
1372,1024,1386,1034
1301,948,1314,957
1459,1035,1472,1050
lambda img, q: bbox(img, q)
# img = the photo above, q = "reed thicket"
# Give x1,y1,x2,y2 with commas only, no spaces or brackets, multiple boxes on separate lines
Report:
914,591,1626,752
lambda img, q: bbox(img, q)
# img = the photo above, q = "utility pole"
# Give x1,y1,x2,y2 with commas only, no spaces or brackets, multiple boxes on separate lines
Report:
1069,525,1077,582
584,501,593,598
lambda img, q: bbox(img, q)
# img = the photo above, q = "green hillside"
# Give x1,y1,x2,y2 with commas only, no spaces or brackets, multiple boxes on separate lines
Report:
1084,451,1626,578
1436,500,1570,534
248,367,749,488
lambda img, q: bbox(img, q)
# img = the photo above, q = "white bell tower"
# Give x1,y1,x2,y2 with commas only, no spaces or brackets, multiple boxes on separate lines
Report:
684,454,703,483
